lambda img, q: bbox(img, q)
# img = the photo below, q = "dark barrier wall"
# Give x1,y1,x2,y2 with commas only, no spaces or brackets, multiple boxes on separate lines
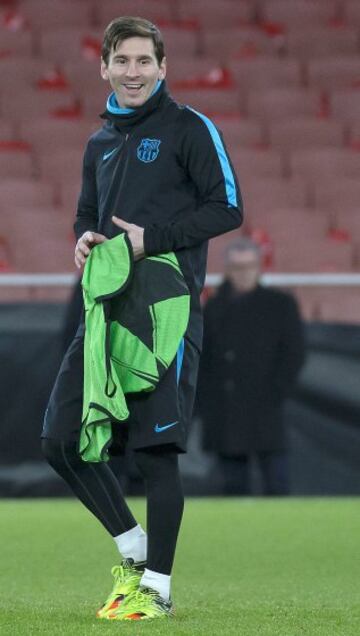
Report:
288,322,360,494
0,304,64,463
0,304,360,494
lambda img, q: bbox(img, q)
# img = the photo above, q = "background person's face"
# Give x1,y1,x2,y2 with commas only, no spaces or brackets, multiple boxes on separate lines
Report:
101,36,166,108
226,249,261,292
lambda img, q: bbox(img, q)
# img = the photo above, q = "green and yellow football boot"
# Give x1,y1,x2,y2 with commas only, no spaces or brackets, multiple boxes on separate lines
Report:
96,558,145,619
106,586,174,621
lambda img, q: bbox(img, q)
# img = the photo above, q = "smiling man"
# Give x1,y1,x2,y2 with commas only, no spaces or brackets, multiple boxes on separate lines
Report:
100,35,166,109
41,16,243,622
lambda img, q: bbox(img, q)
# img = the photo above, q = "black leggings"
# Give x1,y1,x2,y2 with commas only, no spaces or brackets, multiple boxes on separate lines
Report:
42,439,184,574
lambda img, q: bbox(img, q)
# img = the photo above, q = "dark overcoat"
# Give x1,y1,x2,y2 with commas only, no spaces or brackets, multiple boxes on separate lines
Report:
197,282,305,455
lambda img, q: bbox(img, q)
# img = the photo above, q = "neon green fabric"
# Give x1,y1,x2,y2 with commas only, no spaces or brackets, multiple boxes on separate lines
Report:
80,234,190,463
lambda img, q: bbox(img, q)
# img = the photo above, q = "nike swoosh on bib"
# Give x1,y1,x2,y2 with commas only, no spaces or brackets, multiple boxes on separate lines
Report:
154,421,178,433
103,147,118,161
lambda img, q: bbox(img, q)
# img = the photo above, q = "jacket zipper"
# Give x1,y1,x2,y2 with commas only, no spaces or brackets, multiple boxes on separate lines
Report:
116,132,130,184
112,133,130,215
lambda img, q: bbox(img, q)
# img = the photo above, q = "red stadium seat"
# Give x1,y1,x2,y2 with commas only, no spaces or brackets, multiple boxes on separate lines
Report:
170,66,234,92
0,149,35,178
80,88,113,117
290,148,360,181
0,203,70,237
300,287,360,320
0,179,55,209
167,57,225,87
260,0,338,28
41,23,199,66
275,240,354,272
230,148,284,181
344,1,360,26
0,204,67,235
64,61,108,104
0,120,14,139
2,88,76,120
95,0,174,28
229,57,301,90
331,90,360,123
348,122,360,148
0,57,56,92
171,87,241,116
0,29,33,57
330,209,360,239
158,24,201,57
21,119,96,152
308,57,360,90
40,28,103,65
178,0,254,29
314,179,360,213
286,27,359,60
247,88,321,121
243,178,309,218
1,205,74,271
12,235,75,272
213,117,264,151
37,148,84,183
61,182,81,212
319,297,360,324
202,27,276,60
249,207,328,238
17,0,93,29
291,288,360,322
2,0,359,292
268,118,344,150
292,289,317,321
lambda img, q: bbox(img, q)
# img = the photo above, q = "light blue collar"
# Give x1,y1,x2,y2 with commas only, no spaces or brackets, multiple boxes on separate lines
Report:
106,80,163,115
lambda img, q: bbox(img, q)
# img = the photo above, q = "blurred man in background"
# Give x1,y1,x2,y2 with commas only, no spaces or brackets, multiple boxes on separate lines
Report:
198,238,305,495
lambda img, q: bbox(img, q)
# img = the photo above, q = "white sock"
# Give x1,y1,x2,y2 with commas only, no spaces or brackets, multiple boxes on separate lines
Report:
113,524,147,563
140,568,171,601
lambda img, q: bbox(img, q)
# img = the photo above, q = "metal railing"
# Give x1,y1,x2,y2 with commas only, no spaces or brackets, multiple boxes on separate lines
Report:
1,272,360,288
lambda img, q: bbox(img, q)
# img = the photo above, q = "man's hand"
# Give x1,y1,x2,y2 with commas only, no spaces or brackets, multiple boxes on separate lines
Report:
112,216,145,261
75,231,107,269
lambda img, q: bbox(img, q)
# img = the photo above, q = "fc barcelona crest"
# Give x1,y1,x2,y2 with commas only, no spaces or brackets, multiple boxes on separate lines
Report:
137,138,161,163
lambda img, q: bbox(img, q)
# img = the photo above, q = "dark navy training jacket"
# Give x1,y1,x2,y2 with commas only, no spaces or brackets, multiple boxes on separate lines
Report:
74,81,243,349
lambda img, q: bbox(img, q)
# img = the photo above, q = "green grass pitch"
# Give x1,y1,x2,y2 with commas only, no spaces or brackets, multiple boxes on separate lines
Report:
0,497,359,635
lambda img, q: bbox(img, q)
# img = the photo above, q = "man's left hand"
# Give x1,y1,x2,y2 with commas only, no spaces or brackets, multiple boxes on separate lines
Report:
112,216,145,261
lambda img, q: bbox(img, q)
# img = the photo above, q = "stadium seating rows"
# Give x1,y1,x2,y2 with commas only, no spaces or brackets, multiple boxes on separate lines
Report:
0,0,360,321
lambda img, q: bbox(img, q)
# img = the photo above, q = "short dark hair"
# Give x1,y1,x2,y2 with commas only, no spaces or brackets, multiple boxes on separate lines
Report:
102,16,165,66
225,238,261,262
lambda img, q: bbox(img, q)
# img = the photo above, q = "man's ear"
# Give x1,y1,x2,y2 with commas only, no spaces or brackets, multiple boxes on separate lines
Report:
100,59,109,81
158,56,167,81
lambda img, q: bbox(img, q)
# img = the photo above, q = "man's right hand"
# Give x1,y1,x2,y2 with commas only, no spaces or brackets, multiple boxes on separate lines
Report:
75,231,107,269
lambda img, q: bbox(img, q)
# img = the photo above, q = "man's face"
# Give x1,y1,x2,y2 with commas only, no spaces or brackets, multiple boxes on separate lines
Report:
101,36,166,109
226,249,261,292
